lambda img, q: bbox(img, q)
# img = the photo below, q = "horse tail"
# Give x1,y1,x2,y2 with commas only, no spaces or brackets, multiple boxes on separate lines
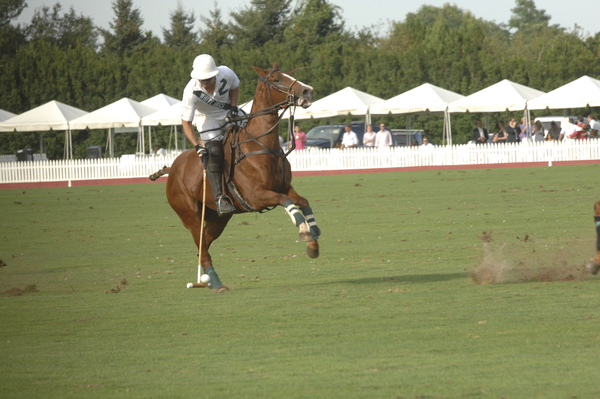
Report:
149,166,170,181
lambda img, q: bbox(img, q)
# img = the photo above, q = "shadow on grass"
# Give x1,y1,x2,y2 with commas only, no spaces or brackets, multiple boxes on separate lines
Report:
331,272,468,285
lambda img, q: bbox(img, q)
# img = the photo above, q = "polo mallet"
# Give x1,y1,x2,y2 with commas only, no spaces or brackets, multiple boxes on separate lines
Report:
187,167,209,288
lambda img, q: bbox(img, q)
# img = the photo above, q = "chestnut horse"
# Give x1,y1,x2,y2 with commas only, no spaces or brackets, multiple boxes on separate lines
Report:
164,62,319,292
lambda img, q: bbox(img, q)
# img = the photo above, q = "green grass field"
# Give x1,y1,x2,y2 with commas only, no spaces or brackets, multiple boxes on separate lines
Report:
1,164,600,398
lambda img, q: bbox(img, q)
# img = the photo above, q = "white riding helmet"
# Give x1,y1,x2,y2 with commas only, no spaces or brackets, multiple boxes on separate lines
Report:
191,54,219,80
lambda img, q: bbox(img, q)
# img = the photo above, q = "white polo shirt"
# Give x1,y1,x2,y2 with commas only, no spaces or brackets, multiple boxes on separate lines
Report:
181,66,240,123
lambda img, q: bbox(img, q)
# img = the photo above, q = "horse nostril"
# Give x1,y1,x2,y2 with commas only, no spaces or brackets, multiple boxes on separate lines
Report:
303,89,314,101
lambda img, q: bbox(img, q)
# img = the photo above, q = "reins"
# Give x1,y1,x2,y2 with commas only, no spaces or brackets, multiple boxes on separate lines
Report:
228,68,299,170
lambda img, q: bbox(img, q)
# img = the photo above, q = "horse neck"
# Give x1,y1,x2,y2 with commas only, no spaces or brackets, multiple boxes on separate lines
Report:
246,82,282,147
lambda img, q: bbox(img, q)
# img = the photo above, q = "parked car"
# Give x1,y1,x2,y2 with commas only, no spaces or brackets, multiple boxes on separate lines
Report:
283,122,398,150
390,129,425,146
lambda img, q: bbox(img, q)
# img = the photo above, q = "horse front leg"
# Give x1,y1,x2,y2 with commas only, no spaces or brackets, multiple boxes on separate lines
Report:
285,186,321,259
251,189,314,243
200,209,233,292
586,201,600,275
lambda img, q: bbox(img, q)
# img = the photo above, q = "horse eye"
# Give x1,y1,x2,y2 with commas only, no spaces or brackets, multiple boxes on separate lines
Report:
274,78,280,83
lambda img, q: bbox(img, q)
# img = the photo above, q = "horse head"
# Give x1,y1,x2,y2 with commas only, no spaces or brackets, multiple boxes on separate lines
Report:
252,62,314,109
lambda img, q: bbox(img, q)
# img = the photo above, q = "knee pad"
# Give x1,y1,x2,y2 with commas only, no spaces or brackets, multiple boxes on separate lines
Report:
205,141,223,172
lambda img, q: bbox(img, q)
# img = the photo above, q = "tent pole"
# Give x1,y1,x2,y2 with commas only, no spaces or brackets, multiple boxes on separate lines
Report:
175,125,178,150
148,126,152,155
110,128,114,158
69,129,73,159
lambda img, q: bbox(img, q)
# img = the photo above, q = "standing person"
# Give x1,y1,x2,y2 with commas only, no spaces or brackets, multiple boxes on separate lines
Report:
547,122,562,141
519,117,532,141
570,123,590,140
577,115,585,127
471,120,489,144
181,54,239,216
506,117,521,143
293,125,306,150
363,125,376,147
588,115,600,137
492,120,507,143
153,145,167,156
340,124,358,149
375,123,393,148
532,120,546,142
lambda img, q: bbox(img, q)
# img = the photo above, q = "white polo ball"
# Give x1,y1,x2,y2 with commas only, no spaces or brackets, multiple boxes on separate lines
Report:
200,274,211,283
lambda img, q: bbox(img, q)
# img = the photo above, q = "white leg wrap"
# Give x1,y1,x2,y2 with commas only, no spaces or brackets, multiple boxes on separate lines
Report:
284,202,305,227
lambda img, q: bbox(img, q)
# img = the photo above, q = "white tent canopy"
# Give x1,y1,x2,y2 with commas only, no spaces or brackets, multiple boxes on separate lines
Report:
0,100,89,158
141,94,180,111
142,103,182,126
371,83,465,145
70,98,157,130
371,83,465,114
294,87,384,120
70,98,157,157
448,80,545,113
0,109,16,123
527,75,600,110
0,100,88,132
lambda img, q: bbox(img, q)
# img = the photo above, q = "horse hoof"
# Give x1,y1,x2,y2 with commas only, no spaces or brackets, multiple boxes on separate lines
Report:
216,285,230,293
306,241,319,258
299,222,312,242
586,259,600,275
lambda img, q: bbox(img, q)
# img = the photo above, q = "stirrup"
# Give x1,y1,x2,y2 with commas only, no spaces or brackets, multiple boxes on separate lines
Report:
216,196,236,215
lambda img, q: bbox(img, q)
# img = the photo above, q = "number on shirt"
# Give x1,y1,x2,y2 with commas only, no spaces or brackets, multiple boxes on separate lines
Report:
218,79,228,96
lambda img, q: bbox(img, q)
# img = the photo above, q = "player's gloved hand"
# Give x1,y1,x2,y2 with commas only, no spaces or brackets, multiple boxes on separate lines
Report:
195,144,207,158
226,106,239,123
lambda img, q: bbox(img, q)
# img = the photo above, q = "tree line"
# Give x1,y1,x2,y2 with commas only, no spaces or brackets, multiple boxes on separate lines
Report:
1,0,599,158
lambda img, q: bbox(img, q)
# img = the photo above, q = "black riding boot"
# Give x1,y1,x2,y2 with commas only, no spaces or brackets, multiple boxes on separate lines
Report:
204,140,236,216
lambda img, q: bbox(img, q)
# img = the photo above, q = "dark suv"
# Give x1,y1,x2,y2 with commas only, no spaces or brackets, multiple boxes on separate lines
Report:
284,122,396,149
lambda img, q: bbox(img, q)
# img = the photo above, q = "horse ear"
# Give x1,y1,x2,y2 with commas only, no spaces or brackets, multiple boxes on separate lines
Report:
252,65,266,76
273,61,279,70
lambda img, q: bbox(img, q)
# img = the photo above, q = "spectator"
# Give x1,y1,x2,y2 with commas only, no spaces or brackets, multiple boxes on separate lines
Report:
588,115,600,137
375,123,393,148
492,120,507,143
532,120,546,142
546,122,562,141
570,123,590,140
519,117,532,141
293,125,306,150
411,139,420,147
421,137,434,147
471,120,489,144
153,145,167,156
577,115,585,127
340,124,358,149
363,125,376,147
562,118,579,140
506,117,521,143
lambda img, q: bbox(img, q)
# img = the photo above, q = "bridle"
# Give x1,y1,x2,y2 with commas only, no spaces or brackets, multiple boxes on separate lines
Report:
228,68,304,164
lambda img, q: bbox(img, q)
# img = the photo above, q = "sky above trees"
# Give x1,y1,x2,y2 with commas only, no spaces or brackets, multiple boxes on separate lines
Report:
14,0,600,41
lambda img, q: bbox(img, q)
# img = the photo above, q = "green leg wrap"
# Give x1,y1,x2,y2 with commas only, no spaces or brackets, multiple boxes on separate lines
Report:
301,206,321,240
205,266,223,290
283,199,306,228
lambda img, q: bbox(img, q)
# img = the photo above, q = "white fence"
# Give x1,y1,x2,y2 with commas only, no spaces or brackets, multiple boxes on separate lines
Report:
1,141,599,184
287,140,600,171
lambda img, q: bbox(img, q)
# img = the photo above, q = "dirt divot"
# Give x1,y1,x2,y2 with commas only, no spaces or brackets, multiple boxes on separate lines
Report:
471,232,589,284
